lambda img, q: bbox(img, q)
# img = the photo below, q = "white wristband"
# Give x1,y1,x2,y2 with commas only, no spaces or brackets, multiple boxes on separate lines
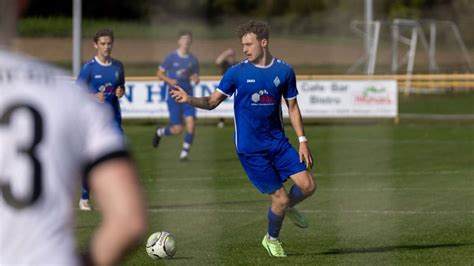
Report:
298,136,308,143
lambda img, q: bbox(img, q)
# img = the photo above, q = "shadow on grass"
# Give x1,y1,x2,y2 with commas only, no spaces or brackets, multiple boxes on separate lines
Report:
289,243,474,256
171,256,194,260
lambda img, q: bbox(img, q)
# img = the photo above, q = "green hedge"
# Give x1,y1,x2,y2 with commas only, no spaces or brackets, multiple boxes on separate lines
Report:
17,16,353,41
19,17,154,38
19,17,243,39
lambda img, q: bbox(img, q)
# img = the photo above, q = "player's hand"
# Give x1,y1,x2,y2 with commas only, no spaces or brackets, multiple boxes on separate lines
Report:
224,48,234,56
190,74,200,85
115,86,125,98
169,85,189,103
299,142,313,169
96,92,105,103
168,79,178,87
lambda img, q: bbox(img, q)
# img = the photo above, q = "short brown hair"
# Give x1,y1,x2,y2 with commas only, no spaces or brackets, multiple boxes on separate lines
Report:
236,20,269,41
93,28,114,43
178,30,192,39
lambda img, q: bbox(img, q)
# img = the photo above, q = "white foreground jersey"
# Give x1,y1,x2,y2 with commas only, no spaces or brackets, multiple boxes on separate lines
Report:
0,50,127,265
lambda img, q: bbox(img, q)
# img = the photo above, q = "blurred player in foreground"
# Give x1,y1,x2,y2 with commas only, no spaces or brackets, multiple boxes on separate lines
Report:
170,20,316,257
152,30,200,161
0,2,147,264
76,28,126,211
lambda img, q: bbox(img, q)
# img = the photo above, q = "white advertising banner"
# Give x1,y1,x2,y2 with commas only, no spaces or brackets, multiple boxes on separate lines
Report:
294,80,398,118
119,80,234,118
120,79,397,118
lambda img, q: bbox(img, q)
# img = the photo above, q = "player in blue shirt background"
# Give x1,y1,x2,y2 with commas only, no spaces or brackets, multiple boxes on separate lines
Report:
76,28,126,211
152,30,200,161
169,21,317,257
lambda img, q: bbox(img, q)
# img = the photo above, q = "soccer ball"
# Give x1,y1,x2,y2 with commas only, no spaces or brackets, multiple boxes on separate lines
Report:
146,231,177,259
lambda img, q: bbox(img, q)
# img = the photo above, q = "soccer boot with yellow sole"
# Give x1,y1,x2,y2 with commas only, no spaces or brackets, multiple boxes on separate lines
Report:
261,234,287,257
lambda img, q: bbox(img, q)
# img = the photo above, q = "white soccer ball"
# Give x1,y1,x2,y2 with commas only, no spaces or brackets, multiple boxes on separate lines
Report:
146,231,177,259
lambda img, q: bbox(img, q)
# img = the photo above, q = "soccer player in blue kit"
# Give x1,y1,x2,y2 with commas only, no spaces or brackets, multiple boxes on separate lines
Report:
169,20,316,257
76,28,126,211
152,30,200,161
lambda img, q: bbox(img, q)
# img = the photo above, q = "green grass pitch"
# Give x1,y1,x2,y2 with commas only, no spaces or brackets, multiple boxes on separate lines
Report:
76,122,474,265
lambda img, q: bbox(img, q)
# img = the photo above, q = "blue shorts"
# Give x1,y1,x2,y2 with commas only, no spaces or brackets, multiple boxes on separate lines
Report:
237,142,307,194
167,99,196,125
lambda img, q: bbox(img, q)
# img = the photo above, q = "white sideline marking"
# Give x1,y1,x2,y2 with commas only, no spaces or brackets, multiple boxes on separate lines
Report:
151,169,473,182
321,138,474,144
319,170,472,177
146,208,474,215
149,187,473,193
401,113,474,121
325,187,473,192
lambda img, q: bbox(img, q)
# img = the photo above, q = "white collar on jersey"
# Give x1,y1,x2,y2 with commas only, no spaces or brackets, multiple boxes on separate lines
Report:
250,58,275,69
94,56,113,66
176,49,190,58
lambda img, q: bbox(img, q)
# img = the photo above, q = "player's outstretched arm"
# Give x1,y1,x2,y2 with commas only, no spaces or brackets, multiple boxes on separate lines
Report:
87,158,148,265
157,68,178,87
286,98,314,169
215,48,234,64
170,85,227,110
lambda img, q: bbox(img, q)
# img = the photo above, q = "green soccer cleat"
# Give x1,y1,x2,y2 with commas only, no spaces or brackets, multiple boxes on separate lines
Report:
261,234,287,257
286,207,308,228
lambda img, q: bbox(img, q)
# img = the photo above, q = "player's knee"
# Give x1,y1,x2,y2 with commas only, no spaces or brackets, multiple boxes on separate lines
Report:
279,196,290,210
171,125,183,134
272,194,290,211
307,180,317,196
301,175,316,196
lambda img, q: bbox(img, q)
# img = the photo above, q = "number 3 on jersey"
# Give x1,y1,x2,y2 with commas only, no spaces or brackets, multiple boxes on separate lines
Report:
0,103,43,209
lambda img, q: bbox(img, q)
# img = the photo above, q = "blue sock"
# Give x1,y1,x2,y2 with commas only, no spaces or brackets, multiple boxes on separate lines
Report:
81,178,89,200
288,185,305,207
268,208,284,238
184,132,194,144
157,127,172,137
180,132,193,154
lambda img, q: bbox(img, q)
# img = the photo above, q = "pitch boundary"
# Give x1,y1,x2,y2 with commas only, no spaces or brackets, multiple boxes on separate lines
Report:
146,208,474,215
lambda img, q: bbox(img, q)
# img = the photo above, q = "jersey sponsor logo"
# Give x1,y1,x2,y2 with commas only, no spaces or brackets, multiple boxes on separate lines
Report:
251,89,275,106
94,75,102,79
247,79,256,83
251,93,260,103
273,76,280,87
176,69,189,79
173,62,180,67
99,82,115,94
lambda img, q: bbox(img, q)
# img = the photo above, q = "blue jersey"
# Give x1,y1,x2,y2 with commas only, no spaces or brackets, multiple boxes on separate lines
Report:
76,57,125,132
160,50,199,95
217,58,298,154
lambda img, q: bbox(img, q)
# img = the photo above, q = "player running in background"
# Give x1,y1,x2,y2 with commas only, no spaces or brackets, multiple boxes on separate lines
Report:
0,2,147,264
216,48,238,74
76,28,126,211
169,20,316,257
215,48,239,128
152,30,200,161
